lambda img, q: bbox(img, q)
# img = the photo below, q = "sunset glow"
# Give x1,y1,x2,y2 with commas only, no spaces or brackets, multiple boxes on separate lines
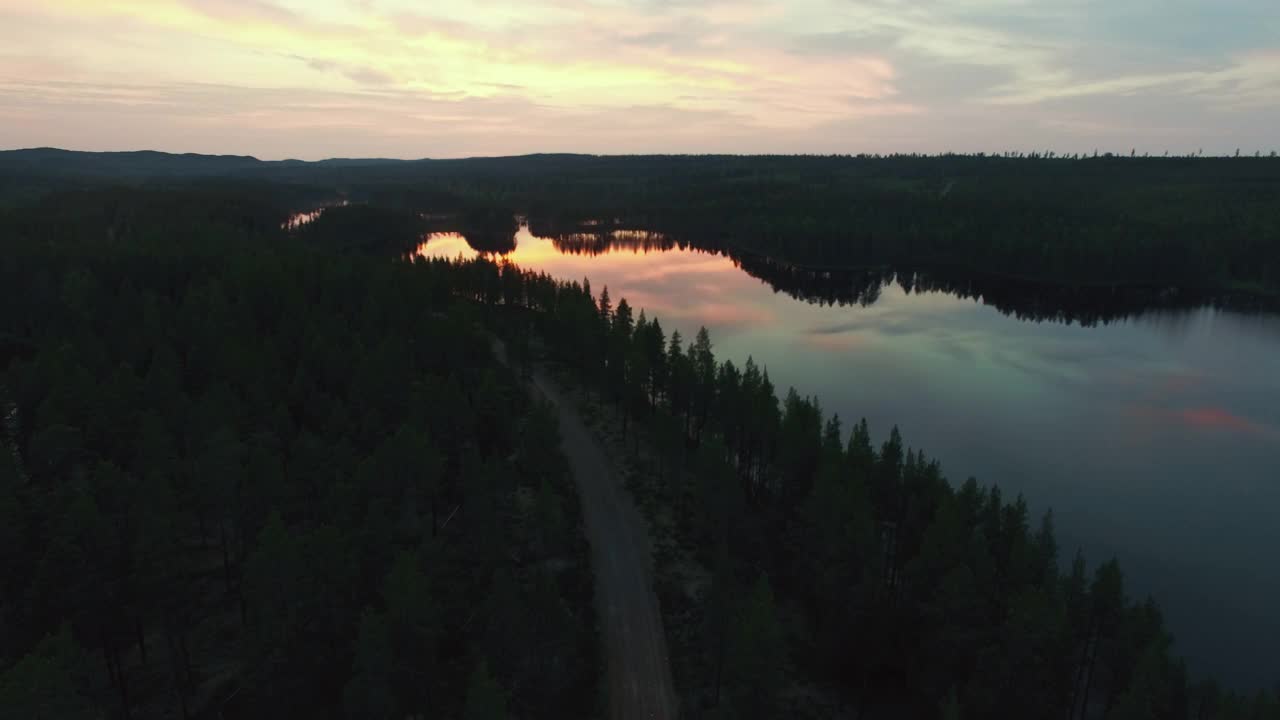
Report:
415,225,777,328
2,0,1276,157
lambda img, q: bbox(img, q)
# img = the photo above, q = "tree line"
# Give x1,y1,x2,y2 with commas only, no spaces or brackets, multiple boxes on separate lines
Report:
4,150,1278,297
398,153,1280,297
537,224,1273,323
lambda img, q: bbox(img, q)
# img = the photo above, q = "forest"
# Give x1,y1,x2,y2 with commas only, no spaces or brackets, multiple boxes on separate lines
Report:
3,149,1279,299
1,171,1279,719
0,207,598,718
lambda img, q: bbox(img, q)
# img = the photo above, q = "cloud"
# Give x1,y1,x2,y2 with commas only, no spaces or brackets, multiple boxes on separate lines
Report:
182,0,300,25
989,51,1280,107
1,0,1276,155
344,66,395,85
293,54,396,86
304,57,337,73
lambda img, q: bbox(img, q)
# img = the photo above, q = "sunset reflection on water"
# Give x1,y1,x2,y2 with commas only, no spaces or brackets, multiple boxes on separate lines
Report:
416,226,768,330
416,220,1280,687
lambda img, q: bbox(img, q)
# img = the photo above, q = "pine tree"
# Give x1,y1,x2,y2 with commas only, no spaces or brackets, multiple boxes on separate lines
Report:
0,626,96,720
382,552,439,713
941,688,963,720
465,659,507,720
343,608,398,719
725,574,786,719
597,286,612,326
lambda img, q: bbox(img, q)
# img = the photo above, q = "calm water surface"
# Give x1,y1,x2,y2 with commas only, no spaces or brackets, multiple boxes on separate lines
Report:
417,224,1280,687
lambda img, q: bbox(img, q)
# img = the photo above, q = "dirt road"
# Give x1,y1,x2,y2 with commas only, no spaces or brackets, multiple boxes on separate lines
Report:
534,372,678,719
488,336,676,718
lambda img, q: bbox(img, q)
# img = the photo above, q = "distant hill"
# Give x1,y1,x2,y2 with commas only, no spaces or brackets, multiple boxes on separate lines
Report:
0,148,611,179
0,148,268,177
0,149,580,189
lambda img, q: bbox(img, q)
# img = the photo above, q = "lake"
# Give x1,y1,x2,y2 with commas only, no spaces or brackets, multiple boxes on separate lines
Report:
413,222,1280,688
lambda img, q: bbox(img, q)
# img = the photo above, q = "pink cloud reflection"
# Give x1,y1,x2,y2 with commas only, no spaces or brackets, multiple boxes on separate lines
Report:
1178,407,1271,436
1125,404,1276,440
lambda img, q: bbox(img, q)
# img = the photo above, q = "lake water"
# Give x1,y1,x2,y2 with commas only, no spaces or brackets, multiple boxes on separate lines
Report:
414,222,1280,688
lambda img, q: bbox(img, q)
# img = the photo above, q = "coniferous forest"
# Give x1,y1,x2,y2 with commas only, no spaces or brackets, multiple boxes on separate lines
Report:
0,208,598,718
3,149,1279,298
1,160,1278,719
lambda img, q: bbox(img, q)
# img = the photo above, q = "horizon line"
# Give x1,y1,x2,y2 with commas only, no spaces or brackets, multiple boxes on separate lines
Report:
4,145,1278,164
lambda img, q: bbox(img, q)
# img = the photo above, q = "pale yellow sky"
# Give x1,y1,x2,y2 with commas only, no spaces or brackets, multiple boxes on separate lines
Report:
1,0,1276,157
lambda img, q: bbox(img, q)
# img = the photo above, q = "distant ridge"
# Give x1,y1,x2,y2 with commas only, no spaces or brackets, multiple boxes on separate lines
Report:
0,148,629,186
0,148,464,177
3,146,1271,194
0,147,265,177
7,147,262,161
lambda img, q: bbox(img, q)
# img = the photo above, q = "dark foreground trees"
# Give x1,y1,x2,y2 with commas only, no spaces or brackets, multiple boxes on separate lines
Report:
0,234,597,718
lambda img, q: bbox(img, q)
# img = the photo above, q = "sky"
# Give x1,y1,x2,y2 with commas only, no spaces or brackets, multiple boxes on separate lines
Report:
0,0,1276,158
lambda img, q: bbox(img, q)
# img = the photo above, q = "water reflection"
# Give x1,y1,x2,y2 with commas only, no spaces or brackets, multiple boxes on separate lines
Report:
552,229,679,256
415,220,1272,328
415,220,1280,688
283,200,349,231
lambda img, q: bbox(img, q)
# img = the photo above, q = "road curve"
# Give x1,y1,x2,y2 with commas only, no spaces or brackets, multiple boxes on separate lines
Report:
487,337,677,719
530,371,679,720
